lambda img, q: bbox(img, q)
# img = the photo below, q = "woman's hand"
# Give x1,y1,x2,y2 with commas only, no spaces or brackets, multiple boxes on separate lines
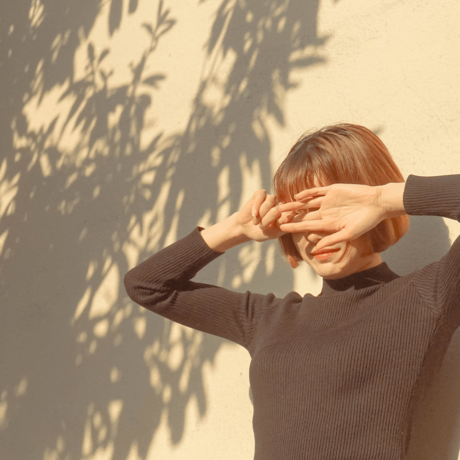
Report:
236,190,295,242
201,190,295,252
278,183,387,252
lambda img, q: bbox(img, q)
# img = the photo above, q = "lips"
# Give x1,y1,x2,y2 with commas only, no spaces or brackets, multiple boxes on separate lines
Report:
311,248,340,256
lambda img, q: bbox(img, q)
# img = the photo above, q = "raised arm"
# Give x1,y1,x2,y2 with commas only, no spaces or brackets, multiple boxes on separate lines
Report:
124,190,296,349
402,174,460,327
278,173,460,326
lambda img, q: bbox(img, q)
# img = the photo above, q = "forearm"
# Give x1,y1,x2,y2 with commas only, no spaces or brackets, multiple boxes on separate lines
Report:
124,227,223,305
401,174,460,221
378,182,407,219
201,213,251,252
123,226,262,348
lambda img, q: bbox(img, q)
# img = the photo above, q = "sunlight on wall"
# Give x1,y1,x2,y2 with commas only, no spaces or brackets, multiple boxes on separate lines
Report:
265,243,276,276
0,391,8,429
78,400,124,460
43,436,66,460
216,166,231,223
0,377,29,432
238,154,262,208
89,263,120,319
164,189,185,247
233,242,261,289
0,160,19,225
2,0,460,460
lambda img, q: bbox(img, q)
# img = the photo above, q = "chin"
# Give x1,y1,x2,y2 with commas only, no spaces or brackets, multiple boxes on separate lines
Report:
319,268,344,279
314,263,341,277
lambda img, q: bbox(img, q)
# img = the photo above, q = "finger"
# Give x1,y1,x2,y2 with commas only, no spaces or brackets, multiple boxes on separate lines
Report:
278,201,308,212
265,218,284,231
251,190,267,217
278,197,323,212
259,194,277,219
292,209,322,223
313,228,352,253
278,210,296,225
295,186,330,201
303,197,323,209
279,219,331,233
259,205,281,228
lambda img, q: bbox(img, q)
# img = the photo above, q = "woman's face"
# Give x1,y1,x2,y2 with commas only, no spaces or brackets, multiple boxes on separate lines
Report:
291,177,383,280
292,230,381,280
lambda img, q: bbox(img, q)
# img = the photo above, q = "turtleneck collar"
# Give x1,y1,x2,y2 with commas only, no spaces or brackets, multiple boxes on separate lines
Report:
320,262,400,297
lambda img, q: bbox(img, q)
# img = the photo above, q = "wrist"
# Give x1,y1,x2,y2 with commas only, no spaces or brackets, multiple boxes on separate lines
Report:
201,213,251,252
223,213,252,245
378,182,407,219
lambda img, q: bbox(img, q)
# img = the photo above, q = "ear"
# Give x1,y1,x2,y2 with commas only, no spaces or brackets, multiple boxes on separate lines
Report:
287,255,299,269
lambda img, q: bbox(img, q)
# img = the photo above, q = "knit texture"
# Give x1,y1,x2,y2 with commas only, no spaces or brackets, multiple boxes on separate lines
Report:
124,174,460,460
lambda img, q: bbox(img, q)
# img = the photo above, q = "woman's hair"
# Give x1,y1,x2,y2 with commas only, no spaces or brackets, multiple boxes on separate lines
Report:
273,123,410,262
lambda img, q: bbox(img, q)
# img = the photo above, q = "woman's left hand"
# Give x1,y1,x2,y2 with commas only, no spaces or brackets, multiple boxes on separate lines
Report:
278,183,387,253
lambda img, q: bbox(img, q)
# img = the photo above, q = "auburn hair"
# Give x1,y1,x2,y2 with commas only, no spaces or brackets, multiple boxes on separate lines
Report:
273,123,410,262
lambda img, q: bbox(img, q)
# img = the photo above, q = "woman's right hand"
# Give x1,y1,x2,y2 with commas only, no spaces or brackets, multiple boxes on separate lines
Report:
201,190,296,252
236,190,295,242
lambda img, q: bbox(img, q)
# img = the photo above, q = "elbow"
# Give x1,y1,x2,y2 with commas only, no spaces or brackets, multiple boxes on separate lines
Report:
123,268,167,309
123,268,141,303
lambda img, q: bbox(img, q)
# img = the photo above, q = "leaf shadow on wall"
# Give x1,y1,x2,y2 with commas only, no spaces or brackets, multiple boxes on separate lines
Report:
0,0,330,458
3,0,460,458
127,0,331,448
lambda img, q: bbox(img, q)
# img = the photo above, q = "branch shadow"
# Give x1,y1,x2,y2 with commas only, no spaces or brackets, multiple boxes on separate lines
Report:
0,0,330,458
129,0,330,446
3,0,460,458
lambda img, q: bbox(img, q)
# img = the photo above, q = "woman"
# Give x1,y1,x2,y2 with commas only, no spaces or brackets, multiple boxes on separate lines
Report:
124,123,460,459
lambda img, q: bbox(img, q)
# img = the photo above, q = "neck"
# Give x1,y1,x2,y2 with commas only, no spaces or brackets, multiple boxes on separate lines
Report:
322,252,383,281
320,260,399,297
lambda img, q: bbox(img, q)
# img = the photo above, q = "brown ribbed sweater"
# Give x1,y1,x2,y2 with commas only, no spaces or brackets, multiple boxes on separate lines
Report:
124,174,460,460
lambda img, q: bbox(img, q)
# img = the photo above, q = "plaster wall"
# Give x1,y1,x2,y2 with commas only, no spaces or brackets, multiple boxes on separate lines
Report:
1,0,460,459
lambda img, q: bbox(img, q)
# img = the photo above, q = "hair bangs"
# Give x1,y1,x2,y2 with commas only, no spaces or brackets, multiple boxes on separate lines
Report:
274,143,331,204
273,123,410,264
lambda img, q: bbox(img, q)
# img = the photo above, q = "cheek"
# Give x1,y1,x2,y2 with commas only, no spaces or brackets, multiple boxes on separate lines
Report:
291,233,302,245
292,233,308,255
342,240,363,263
340,241,352,262
352,235,372,258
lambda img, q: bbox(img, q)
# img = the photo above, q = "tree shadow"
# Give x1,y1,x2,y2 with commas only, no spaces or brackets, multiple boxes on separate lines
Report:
0,0,331,458
3,0,460,457
125,0,330,447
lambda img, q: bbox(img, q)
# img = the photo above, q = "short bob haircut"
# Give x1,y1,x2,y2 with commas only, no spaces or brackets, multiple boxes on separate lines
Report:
273,123,410,262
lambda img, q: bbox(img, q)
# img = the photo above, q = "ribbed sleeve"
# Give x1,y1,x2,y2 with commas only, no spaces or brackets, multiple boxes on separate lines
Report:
404,174,460,327
124,227,275,348
403,174,460,221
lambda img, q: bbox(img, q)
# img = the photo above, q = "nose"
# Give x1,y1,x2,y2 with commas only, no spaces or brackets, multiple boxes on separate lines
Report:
306,231,329,245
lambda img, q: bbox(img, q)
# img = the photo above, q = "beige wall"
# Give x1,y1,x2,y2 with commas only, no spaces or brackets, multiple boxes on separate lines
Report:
2,0,460,459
